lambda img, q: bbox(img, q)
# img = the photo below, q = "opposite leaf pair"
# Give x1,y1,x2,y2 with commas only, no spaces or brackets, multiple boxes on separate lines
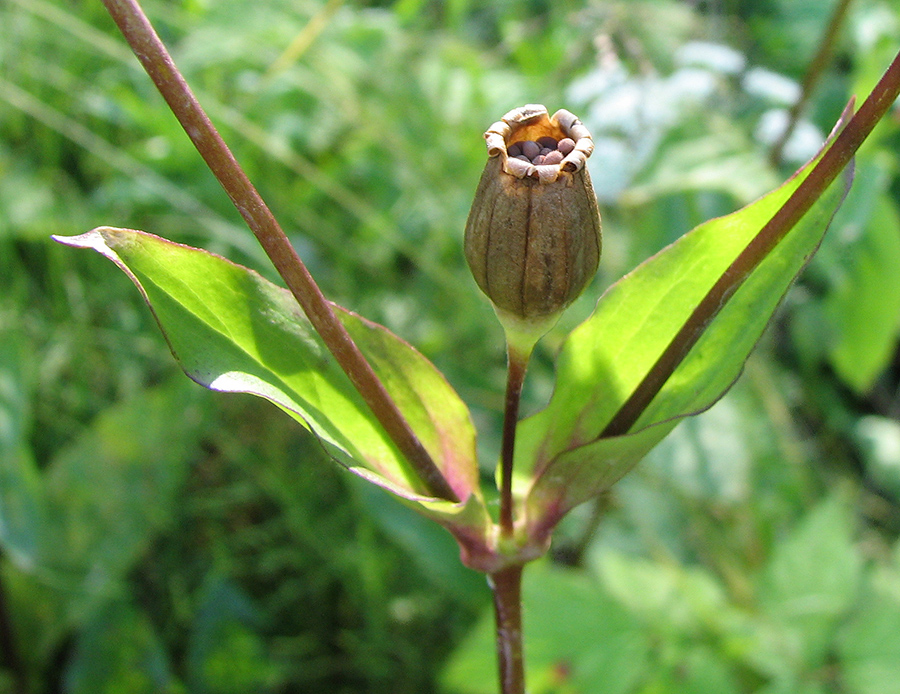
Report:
55,99,852,572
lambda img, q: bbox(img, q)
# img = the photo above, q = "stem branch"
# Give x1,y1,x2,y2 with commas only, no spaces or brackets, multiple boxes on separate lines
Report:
99,0,457,502
770,0,854,165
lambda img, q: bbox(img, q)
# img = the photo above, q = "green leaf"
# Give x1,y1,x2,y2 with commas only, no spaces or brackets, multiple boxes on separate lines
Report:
756,683,827,694
596,551,734,638
64,602,184,694
649,647,742,694
186,577,281,694
839,584,900,694
1,558,69,675
53,228,488,536
822,153,900,392
758,496,862,669
44,380,210,613
517,114,853,536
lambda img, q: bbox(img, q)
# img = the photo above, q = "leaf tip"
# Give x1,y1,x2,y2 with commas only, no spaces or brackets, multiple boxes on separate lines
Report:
51,231,93,248
51,227,122,251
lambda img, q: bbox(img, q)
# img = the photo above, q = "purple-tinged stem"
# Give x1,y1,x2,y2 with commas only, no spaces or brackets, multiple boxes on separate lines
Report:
491,565,525,694
770,0,854,165
499,345,529,537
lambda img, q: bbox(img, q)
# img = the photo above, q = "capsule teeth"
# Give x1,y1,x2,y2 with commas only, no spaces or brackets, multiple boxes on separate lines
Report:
502,104,549,125
501,136,579,179
505,157,535,179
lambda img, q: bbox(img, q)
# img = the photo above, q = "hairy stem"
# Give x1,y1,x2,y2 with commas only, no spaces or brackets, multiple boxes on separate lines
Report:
602,47,900,438
499,345,530,537
490,565,525,694
99,0,457,502
770,0,854,165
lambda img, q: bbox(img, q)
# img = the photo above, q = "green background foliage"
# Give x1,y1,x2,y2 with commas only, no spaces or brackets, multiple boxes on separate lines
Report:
3,0,900,692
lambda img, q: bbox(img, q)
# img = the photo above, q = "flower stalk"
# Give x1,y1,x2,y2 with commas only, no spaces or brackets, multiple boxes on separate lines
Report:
99,0,458,502
499,344,530,537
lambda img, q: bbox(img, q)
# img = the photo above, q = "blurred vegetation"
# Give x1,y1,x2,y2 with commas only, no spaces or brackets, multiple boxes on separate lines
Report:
3,0,900,692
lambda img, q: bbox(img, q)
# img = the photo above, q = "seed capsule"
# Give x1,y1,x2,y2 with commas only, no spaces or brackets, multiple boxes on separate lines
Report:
464,105,602,325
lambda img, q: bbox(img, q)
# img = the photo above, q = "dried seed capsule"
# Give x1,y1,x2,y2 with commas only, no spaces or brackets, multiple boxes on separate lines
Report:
465,105,602,328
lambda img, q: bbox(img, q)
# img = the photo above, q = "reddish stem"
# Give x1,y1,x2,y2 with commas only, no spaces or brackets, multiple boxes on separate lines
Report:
491,565,525,694
99,0,457,502
770,0,854,165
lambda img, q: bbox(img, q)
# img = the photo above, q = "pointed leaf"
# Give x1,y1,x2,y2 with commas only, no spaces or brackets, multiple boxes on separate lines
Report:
519,114,853,535
53,228,487,535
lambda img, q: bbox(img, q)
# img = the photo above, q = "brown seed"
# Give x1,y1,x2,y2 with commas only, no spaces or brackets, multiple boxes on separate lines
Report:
542,150,564,165
508,143,522,157
520,140,540,160
533,154,545,164
557,138,575,155
537,136,558,149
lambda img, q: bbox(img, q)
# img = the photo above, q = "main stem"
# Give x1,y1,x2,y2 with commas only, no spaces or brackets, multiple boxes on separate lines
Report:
494,341,533,693
491,565,525,694
100,0,457,502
